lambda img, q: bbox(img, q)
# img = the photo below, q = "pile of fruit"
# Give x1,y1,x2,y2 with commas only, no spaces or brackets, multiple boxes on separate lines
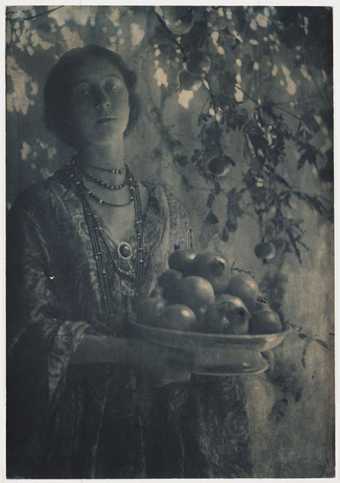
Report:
136,249,283,335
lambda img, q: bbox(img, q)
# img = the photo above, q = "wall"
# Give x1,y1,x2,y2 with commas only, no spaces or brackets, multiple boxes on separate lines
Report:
6,6,334,477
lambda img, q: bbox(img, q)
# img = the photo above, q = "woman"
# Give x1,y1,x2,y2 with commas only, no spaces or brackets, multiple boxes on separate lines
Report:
7,45,252,478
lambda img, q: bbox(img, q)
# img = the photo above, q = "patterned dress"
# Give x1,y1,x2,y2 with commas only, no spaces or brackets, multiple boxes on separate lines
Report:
7,162,253,478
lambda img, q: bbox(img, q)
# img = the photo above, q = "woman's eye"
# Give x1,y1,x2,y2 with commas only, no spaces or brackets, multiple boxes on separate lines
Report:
105,79,121,93
73,83,91,98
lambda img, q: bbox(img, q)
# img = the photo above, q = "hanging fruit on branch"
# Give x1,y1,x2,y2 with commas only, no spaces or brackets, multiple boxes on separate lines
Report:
207,154,235,177
254,241,277,263
149,5,332,267
156,6,195,36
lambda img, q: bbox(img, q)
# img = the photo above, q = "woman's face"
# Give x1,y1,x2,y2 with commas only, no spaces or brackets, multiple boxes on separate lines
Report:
67,55,130,147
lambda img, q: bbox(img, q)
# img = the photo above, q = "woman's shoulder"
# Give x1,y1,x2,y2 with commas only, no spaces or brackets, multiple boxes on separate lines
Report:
141,180,191,247
142,180,188,215
9,163,75,220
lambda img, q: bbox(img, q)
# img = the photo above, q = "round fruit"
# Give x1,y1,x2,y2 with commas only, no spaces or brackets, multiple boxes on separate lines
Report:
191,252,230,294
254,242,276,262
227,273,261,312
177,276,215,313
249,308,282,334
168,249,197,275
193,252,226,276
158,269,182,287
204,303,232,334
253,294,271,312
207,155,234,177
158,269,182,304
137,295,166,327
214,294,250,334
159,304,197,331
159,6,194,35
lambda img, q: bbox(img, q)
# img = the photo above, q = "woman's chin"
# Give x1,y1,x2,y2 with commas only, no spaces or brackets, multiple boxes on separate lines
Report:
82,132,124,148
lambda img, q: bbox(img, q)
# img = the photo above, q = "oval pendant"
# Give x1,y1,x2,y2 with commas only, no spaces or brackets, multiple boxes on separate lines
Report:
118,241,133,260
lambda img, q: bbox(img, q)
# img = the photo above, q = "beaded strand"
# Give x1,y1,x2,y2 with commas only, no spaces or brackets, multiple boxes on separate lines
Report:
81,168,127,191
86,188,133,207
72,161,145,324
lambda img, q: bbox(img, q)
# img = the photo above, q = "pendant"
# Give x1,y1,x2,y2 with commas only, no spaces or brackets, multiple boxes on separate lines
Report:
117,241,133,260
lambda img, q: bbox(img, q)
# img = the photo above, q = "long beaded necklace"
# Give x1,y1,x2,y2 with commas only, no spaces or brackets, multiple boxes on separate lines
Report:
85,188,133,208
72,161,145,325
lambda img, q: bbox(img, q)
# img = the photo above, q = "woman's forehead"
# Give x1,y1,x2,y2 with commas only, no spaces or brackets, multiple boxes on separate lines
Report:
69,55,123,84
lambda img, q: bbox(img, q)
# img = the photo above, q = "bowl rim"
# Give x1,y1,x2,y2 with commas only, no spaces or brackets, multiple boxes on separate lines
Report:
130,320,291,340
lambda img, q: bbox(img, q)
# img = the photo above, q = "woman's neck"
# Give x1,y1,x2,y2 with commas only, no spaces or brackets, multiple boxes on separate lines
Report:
78,138,126,172
77,137,131,206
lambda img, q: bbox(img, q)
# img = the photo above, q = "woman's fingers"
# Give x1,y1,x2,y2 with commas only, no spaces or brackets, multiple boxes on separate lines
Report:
136,340,194,385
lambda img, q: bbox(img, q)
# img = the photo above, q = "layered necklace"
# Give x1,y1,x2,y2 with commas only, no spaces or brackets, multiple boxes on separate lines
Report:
80,165,131,207
72,160,145,324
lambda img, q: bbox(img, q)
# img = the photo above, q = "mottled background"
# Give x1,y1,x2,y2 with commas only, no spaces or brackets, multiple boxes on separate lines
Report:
6,6,334,477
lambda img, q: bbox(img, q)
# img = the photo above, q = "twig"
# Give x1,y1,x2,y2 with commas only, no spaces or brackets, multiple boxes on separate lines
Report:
6,6,64,23
152,8,187,61
234,83,260,106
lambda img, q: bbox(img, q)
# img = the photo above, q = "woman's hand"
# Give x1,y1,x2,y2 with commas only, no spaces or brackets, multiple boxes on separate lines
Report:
71,335,195,386
133,339,195,387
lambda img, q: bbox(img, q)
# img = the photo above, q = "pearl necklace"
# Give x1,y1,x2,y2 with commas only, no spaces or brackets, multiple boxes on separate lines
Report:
78,165,132,207
81,168,127,191
87,164,124,175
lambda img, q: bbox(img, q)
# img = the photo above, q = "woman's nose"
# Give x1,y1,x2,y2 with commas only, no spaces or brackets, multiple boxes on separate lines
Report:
94,87,111,111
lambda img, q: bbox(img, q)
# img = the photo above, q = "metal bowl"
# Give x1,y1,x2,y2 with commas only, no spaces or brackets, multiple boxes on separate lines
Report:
129,321,290,376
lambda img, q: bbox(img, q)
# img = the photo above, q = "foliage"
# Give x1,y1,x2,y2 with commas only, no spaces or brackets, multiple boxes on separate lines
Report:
147,6,333,387
148,6,333,265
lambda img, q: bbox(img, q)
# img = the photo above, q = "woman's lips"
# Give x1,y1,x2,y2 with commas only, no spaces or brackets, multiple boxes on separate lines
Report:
97,116,116,124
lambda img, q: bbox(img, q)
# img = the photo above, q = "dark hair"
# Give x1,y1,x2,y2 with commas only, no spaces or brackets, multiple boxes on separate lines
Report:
44,45,140,146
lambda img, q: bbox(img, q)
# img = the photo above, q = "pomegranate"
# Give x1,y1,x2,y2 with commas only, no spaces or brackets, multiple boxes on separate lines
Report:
137,295,166,327
168,249,197,275
191,252,230,294
177,276,215,314
250,308,282,334
210,294,250,334
159,304,197,331
254,241,276,262
227,273,261,312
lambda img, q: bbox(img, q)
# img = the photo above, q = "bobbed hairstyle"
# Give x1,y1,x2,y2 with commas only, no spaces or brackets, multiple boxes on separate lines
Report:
44,45,140,147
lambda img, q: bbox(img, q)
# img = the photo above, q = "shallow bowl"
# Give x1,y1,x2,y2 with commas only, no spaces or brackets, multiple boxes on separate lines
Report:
129,321,290,376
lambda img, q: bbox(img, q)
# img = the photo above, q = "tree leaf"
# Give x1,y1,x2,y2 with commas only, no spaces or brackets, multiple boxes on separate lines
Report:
221,226,229,242
206,192,215,208
274,173,292,188
206,210,219,224
314,338,329,350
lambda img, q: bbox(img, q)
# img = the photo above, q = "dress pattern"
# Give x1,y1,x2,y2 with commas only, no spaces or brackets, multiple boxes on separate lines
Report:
7,162,253,478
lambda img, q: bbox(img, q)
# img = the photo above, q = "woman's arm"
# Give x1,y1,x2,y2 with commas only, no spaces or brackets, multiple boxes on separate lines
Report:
7,199,94,398
70,334,195,385
70,335,131,364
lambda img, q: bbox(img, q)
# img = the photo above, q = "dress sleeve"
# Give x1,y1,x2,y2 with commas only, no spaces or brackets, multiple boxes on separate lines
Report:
7,200,92,473
162,187,194,251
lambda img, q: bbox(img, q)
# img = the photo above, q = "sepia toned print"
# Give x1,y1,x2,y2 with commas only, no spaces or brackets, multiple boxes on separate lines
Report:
6,6,334,478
